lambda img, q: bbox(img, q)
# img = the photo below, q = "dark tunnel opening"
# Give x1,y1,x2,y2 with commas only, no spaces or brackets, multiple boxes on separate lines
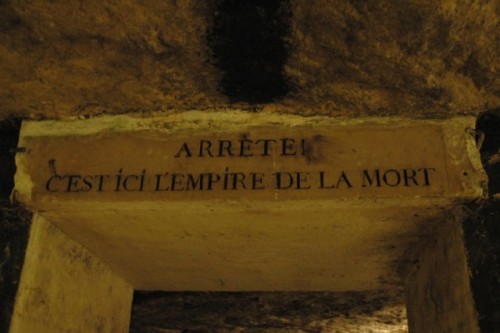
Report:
207,0,291,104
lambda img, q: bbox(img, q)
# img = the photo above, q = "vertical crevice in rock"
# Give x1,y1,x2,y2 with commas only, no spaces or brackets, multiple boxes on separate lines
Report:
0,119,20,199
0,118,31,333
463,108,500,332
477,109,500,195
207,0,290,104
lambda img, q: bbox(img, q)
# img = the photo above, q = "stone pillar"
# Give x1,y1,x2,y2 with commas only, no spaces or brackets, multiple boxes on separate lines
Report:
9,214,133,333
404,208,480,333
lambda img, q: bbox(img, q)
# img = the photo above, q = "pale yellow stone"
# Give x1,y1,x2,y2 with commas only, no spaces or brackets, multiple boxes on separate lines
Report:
9,214,133,333
14,111,485,204
404,207,480,333
12,111,486,292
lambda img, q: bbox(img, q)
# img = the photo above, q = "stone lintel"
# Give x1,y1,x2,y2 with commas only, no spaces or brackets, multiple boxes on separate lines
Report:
13,112,486,292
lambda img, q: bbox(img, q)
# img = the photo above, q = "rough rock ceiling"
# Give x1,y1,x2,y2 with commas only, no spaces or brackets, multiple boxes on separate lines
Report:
0,0,498,119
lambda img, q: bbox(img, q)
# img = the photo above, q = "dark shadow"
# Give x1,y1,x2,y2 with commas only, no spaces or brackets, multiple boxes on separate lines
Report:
463,108,500,333
0,119,21,199
476,109,500,194
207,0,291,104
0,118,31,333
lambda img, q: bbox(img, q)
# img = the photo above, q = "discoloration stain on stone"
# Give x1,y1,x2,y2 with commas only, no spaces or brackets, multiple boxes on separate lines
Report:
303,134,326,163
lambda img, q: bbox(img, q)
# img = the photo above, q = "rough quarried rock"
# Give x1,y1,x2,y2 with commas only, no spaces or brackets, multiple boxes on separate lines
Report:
0,1,498,119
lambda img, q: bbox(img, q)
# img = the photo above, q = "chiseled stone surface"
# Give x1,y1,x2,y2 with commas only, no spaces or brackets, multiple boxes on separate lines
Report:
0,0,221,119
0,0,498,119
9,214,133,333
286,0,499,117
14,112,485,205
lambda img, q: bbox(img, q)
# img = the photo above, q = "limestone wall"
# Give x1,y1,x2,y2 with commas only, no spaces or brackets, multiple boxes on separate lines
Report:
0,0,497,120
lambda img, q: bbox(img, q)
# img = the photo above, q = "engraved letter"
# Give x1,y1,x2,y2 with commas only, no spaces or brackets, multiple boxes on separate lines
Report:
46,175,61,192
174,143,192,158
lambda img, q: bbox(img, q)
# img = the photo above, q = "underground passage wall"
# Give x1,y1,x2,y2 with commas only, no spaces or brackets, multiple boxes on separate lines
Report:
0,0,499,332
